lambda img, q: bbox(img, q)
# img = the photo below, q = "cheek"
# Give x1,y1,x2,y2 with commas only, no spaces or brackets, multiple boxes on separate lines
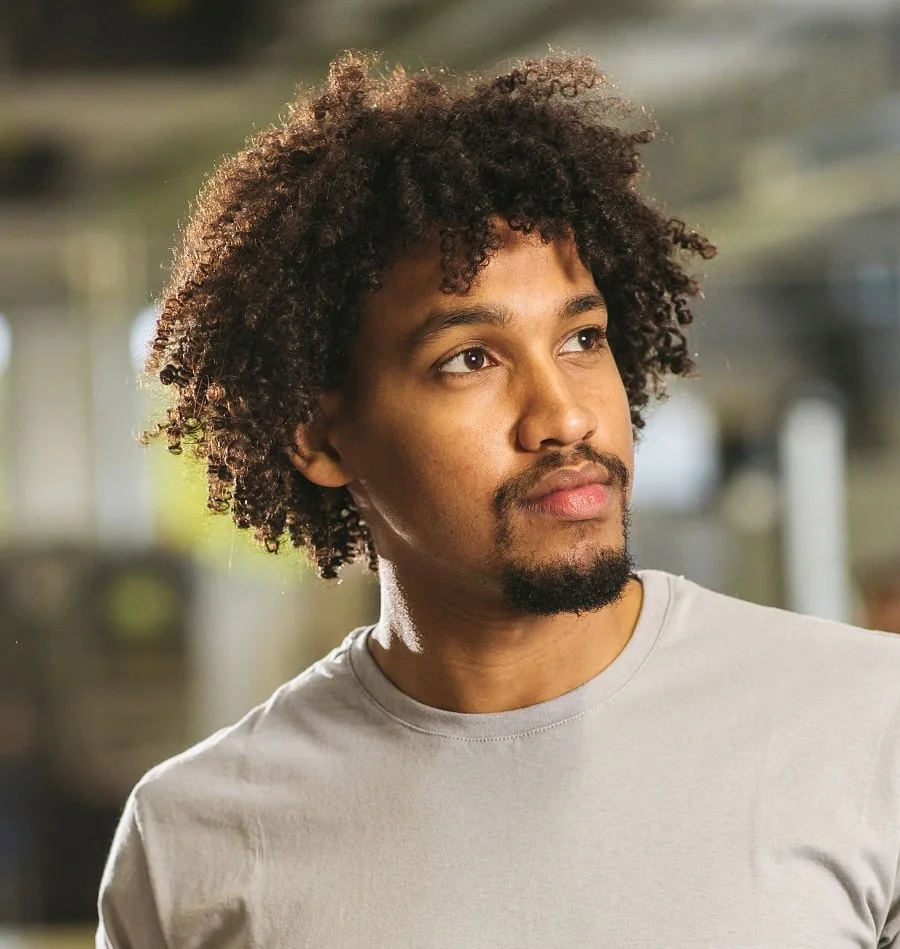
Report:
618,396,635,463
352,399,495,536
590,376,635,500
616,400,635,479
609,372,634,442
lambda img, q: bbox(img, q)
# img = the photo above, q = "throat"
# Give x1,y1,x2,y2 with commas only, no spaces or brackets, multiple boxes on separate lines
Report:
367,578,643,713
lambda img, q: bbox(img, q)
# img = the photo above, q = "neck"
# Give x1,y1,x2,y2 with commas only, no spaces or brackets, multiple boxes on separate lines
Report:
367,560,644,714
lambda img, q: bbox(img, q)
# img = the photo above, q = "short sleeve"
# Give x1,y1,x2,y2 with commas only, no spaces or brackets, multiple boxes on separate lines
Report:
96,790,168,949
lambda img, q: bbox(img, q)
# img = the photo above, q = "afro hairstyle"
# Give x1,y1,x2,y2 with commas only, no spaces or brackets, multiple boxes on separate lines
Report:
143,51,716,579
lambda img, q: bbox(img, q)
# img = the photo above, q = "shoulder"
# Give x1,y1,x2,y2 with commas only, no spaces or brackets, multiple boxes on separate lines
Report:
131,624,371,827
667,568,900,643
649,569,900,699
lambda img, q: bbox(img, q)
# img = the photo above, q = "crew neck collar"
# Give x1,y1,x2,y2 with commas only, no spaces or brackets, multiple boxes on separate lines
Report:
347,569,674,741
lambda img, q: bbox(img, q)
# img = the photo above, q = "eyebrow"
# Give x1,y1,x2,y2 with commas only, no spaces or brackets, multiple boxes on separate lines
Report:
406,292,607,354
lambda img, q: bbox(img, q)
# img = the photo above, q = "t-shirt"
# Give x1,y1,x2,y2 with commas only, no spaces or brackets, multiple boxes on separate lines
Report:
96,569,900,948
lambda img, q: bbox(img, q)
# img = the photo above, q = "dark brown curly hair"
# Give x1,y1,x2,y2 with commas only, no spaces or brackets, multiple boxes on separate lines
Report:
143,50,716,580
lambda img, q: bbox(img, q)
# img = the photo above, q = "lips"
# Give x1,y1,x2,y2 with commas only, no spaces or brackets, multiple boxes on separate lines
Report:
533,482,611,519
523,464,612,503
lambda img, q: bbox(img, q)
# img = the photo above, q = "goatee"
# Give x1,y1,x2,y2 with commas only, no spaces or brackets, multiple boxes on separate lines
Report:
500,527,635,616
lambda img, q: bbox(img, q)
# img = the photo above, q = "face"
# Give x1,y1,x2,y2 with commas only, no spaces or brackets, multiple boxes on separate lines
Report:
315,222,636,615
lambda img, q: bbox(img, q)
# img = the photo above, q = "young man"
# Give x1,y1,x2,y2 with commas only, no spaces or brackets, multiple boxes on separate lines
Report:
98,53,900,947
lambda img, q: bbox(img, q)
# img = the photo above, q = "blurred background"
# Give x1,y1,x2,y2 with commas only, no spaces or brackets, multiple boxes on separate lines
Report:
1,0,900,943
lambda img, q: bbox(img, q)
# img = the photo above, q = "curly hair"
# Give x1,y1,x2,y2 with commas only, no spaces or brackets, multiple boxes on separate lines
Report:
143,50,716,580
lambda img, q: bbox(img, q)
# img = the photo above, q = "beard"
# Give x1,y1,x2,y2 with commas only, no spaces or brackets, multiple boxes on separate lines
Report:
490,445,635,616
498,508,634,616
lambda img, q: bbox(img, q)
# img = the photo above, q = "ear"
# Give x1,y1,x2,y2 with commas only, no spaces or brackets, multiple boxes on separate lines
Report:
287,391,353,489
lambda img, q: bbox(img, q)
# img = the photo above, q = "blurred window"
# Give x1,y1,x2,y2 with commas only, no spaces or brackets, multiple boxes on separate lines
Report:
129,306,158,376
0,312,10,532
631,389,721,512
0,313,10,376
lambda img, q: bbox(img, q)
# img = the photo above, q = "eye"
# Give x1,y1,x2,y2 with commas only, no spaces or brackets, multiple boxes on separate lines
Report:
435,326,607,377
436,346,494,375
559,326,607,354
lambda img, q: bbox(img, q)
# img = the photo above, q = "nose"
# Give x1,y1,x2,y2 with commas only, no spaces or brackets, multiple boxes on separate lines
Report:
515,366,598,452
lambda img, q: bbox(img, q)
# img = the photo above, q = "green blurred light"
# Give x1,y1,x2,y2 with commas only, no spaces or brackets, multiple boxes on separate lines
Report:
103,570,178,644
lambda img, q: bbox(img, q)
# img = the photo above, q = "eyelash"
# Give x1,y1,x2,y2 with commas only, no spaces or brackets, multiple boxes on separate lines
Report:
435,326,608,376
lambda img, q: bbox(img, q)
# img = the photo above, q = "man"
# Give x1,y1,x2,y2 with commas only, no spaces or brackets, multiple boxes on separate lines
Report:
98,53,900,947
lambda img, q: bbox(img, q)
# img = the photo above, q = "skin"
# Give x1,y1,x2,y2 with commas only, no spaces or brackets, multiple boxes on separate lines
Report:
292,220,644,713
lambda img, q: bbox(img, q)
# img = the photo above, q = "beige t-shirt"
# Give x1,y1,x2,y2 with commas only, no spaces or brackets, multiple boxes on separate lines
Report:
97,570,900,948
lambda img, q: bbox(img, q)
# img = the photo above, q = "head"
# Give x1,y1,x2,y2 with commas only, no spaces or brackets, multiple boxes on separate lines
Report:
144,52,715,616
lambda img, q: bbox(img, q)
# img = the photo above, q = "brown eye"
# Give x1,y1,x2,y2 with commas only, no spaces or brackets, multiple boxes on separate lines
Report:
439,347,491,374
580,328,606,349
560,326,606,354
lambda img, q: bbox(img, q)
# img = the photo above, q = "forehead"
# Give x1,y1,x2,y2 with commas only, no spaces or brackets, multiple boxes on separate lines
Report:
361,226,597,339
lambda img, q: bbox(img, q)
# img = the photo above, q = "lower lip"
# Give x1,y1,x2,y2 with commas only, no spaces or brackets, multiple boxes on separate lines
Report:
527,483,611,520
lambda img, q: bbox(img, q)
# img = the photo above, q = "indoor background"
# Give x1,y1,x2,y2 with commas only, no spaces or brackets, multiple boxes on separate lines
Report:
2,0,900,944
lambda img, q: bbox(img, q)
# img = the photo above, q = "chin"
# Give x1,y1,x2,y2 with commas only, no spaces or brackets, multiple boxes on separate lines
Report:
500,544,635,617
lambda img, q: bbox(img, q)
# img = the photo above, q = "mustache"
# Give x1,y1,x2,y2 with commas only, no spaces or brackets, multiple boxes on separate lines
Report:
494,443,630,513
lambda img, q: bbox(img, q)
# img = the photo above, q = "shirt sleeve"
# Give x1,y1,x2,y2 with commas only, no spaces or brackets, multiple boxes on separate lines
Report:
96,790,169,949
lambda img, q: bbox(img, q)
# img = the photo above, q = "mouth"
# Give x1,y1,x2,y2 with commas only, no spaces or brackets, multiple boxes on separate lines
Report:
522,482,612,521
